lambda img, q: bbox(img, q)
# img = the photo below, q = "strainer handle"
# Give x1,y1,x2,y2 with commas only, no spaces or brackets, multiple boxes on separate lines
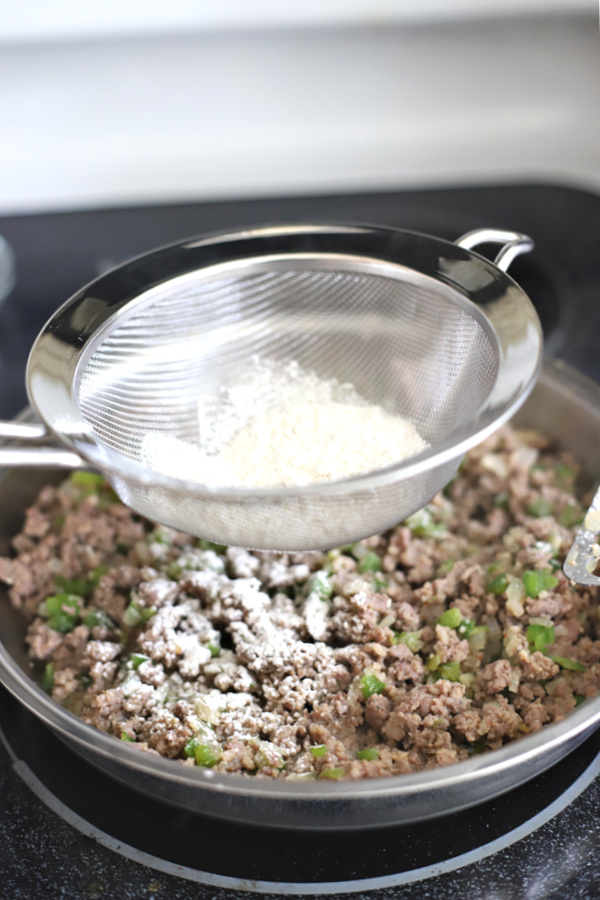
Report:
455,229,534,272
0,420,83,469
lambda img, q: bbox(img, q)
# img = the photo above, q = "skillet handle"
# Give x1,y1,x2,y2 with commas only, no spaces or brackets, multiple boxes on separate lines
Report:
0,420,83,469
455,229,534,272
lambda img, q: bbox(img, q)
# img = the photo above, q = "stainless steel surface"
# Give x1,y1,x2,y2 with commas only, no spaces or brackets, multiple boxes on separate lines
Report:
564,484,600,586
0,420,82,468
0,359,598,831
454,228,534,272
0,223,542,551
0,422,46,439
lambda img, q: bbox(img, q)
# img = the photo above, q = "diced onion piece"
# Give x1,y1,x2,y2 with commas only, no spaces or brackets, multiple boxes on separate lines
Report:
503,629,521,658
506,578,525,617
529,616,554,628
481,453,509,478
513,445,539,469
467,626,488,653
585,509,600,532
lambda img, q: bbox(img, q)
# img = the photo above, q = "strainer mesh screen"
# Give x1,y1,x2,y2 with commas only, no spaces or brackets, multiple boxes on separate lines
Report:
78,264,498,468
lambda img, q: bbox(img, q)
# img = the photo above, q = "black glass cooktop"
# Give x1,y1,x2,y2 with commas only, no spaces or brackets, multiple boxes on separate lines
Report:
1,182,600,899
2,682,600,899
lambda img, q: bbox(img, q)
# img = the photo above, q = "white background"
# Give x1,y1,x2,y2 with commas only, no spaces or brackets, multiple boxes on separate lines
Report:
0,1,598,213
0,1,593,39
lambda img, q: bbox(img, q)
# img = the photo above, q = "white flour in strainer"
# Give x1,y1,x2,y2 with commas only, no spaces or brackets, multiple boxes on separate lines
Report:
140,359,428,488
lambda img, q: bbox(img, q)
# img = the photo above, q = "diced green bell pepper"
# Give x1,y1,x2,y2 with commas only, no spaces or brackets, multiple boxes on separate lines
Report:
526,622,555,652
359,672,385,698
522,569,558,598
358,748,379,761
437,608,462,629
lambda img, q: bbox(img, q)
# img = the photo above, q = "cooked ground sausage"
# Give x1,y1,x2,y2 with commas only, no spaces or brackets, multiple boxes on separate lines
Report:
1,425,599,780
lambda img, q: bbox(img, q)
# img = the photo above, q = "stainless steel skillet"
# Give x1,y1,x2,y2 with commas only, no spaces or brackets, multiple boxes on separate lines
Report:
0,359,599,831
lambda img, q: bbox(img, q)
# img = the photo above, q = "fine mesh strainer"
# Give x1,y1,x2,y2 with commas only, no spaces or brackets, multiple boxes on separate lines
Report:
0,224,542,550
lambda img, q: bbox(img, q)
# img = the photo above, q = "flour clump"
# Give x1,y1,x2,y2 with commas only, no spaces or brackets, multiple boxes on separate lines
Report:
141,359,428,487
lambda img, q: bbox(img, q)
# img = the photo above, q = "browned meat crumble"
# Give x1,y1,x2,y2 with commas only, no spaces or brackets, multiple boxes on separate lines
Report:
1,425,599,780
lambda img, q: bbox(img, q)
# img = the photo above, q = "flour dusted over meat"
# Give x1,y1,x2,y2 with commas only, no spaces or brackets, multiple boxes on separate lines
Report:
5,424,600,781
140,358,428,487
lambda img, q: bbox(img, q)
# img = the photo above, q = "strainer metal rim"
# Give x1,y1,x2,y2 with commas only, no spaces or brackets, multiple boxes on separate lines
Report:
25,222,542,499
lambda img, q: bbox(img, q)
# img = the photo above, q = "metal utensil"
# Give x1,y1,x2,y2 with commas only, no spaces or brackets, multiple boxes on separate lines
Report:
0,224,541,550
564,486,600,585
